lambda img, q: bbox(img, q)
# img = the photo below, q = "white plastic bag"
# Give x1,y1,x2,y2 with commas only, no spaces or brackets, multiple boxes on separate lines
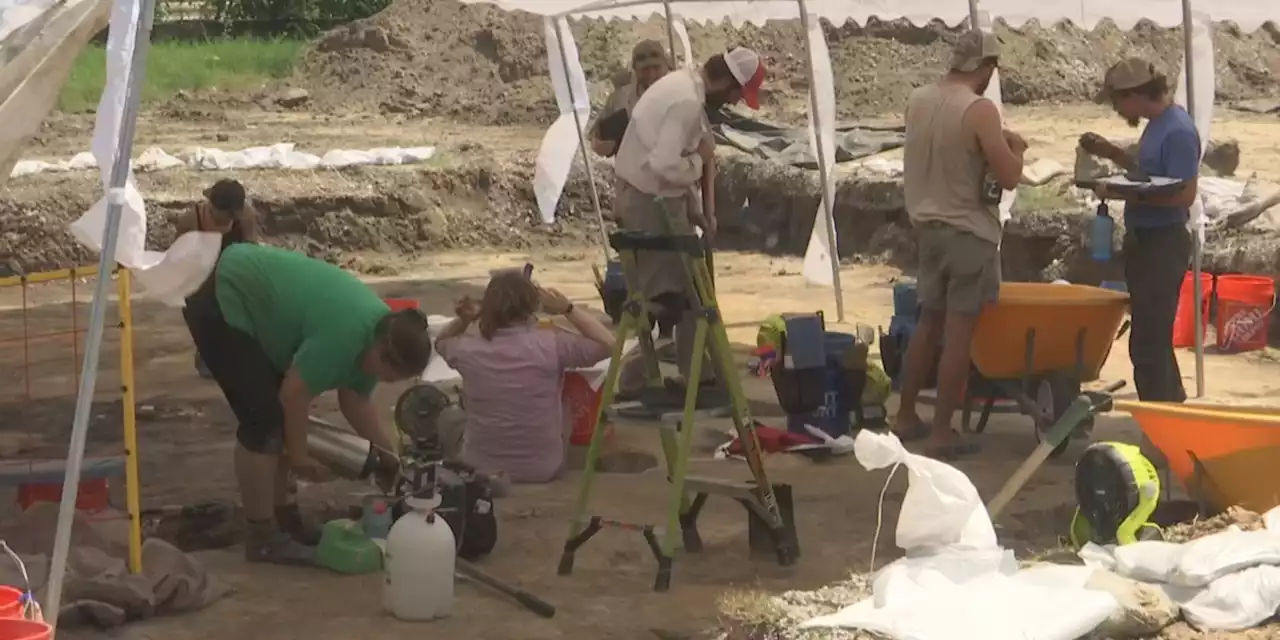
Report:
1165,565,1280,631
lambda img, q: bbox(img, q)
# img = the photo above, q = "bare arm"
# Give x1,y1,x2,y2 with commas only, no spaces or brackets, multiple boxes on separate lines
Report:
279,367,315,465
338,387,397,454
237,203,262,243
436,316,472,342
964,98,1024,191
563,306,615,349
173,206,201,236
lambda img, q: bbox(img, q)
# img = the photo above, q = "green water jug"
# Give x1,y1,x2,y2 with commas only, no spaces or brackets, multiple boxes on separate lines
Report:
316,518,383,574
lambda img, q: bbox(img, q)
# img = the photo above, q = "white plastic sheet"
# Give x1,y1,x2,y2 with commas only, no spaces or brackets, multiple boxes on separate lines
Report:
460,0,1276,32
801,431,1120,639
12,143,438,176
0,0,107,187
66,0,223,306
798,11,839,288
533,17,591,225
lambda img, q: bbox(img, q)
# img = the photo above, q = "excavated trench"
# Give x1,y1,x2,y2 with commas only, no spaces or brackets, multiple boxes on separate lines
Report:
3,153,1278,341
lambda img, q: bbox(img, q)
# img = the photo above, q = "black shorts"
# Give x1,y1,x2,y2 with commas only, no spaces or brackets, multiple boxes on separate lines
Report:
183,277,287,455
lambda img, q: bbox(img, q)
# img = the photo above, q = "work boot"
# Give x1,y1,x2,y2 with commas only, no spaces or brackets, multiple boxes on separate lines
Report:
275,503,322,546
245,519,316,566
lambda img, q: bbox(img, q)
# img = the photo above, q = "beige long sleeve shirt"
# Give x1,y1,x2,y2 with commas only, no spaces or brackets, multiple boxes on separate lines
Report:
614,69,709,198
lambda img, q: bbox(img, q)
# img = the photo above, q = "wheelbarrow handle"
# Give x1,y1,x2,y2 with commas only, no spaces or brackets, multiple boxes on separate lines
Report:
1101,380,1126,394
1088,380,1127,413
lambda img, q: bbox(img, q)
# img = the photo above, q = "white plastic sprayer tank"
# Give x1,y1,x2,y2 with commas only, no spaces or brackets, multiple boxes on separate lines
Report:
384,495,455,621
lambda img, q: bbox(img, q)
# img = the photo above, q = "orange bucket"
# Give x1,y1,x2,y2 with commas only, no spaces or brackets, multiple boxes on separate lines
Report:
1117,400,1280,512
1172,272,1213,348
1214,275,1275,352
562,371,613,446
0,618,50,640
0,588,23,619
384,298,420,313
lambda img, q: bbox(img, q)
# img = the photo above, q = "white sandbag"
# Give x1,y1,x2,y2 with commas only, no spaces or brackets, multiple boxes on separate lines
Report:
852,430,996,552
1113,528,1280,587
1165,565,1280,631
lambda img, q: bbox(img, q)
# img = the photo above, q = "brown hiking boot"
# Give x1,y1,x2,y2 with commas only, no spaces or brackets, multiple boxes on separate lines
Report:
275,503,322,546
245,519,316,566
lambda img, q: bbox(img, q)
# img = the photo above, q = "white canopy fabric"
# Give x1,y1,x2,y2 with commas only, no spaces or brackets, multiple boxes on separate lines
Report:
463,0,1273,31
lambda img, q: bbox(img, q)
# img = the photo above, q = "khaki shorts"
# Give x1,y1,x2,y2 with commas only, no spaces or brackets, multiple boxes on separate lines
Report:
915,221,1000,315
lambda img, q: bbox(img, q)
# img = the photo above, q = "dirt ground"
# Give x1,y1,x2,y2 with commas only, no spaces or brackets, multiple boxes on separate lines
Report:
3,248,1280,639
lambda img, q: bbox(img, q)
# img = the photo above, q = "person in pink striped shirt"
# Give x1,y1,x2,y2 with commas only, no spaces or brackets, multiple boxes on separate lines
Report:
434,271,615,483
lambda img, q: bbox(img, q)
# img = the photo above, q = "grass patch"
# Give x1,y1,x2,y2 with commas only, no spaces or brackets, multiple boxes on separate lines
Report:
57,38,306,112
1011,182,1082,215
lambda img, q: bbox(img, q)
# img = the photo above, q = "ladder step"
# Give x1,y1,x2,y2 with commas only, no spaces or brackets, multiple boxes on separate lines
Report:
683,475,758,501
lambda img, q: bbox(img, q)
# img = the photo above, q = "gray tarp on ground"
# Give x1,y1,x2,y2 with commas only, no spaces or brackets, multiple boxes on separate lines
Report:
708,110,905,169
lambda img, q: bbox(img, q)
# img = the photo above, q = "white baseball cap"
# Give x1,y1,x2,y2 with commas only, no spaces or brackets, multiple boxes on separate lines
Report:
724,47,766,110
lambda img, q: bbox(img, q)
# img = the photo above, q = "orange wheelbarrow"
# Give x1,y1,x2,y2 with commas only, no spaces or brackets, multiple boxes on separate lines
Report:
964,283,1131,457
1117,401,1280,513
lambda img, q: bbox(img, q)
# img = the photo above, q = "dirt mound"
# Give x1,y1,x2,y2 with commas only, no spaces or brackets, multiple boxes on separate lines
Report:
296,0,1280,124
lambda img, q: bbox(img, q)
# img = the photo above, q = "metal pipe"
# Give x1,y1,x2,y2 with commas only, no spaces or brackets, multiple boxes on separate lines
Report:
549,18,611,258
796,0,845,322
661,0,678,64
45,0,157,627
1181,1,1205,398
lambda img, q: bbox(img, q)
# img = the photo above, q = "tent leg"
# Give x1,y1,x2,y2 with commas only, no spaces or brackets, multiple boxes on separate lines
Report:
795,0,844,322
550,19,610,259
1180,0,1205,398
43,0,157,629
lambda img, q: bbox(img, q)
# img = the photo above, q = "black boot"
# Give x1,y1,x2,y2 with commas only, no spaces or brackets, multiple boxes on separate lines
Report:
245,519,316,566
275,504,322,546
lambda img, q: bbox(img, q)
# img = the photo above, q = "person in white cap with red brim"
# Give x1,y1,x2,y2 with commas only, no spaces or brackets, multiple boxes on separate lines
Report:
613,47,765,411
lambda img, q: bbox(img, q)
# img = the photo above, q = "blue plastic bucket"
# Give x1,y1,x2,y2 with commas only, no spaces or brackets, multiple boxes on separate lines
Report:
893,282,918,318
787,332,854,439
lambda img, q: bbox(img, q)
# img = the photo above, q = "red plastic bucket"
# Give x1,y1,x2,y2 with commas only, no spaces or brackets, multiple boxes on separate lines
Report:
562,372,613,446
384,298,420,313
0,587,23,619
1215,275,1276,352
0,618,51,640
17,478,110,513
1172,272,1214,348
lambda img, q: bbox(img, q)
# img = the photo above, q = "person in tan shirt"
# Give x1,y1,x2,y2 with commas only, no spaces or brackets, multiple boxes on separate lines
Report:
590,40,671,158
895,30,1027,459
612,47,765,410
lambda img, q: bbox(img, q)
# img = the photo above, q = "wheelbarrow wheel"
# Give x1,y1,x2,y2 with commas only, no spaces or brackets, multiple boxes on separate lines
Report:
1033,373,1081,459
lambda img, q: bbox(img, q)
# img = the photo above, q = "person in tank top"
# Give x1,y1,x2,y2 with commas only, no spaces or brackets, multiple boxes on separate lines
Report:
896,30,1027,459
176,179,260,378
1079,58,1200,403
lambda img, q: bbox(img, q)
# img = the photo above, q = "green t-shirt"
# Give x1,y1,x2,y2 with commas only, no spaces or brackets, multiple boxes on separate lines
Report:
214,244,389,396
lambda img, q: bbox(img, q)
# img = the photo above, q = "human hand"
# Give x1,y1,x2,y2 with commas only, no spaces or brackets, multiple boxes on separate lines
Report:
536,285,573,315
1078,133,1117,160
455,296,479,322
1003,129,1028,155
700,215,718,243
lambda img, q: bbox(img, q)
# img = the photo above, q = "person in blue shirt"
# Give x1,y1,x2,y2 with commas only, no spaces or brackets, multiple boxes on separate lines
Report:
1079,58,1200,402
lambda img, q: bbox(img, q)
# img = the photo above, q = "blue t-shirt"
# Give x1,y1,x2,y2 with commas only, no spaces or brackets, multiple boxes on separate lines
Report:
1125,105,1200,229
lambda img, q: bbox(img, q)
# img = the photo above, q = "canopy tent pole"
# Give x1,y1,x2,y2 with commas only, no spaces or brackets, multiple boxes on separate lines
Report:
43,0,157,629
550,18,611,258
1181,0,1205,398
661,0,678,62
796,0,845,322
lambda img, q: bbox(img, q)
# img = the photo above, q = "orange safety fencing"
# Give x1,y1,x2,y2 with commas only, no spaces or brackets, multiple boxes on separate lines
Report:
0,266,142,573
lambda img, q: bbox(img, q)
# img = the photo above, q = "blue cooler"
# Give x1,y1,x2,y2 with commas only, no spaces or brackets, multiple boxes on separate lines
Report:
787,331,855,440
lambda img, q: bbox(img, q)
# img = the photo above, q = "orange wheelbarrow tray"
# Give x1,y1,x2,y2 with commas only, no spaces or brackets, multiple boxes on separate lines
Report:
964,283,1130,455
1117,400,1280,514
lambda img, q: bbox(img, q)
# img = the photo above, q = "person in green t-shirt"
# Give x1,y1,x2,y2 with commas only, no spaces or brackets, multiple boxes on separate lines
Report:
183,243,432,565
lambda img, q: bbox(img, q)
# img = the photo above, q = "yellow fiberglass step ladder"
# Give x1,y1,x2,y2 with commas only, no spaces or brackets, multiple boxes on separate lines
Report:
557,199,799,592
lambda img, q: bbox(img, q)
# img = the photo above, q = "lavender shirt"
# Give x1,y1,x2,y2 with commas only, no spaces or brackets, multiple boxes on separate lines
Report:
435,324,612,483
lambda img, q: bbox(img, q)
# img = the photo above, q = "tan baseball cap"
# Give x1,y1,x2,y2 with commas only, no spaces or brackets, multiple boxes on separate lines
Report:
1096,57,1161,101
950,30,1000,73
631,39,667,70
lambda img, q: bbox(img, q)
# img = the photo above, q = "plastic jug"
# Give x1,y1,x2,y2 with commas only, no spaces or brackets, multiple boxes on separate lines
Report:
384,496,456,621
1090,203,1114,261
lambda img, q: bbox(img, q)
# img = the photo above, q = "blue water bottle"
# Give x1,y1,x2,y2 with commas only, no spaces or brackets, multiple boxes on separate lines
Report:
1090,203,1114,261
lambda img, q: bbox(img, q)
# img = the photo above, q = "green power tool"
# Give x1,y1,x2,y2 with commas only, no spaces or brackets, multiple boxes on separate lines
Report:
1069,441,1164,547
